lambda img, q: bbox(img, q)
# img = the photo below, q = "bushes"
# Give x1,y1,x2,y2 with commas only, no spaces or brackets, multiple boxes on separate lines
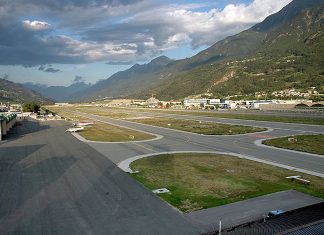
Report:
23,103,40,113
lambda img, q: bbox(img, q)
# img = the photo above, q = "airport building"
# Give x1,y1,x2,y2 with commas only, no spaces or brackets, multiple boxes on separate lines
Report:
0,113,17,141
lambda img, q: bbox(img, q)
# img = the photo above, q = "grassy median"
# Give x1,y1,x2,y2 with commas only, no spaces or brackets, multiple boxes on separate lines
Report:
165,111,324,125
75,107,137,119
47,106,154,142
263,135,324,155
79,123,154,142
130,153,324,212
110,107,324,125
131,117,266,135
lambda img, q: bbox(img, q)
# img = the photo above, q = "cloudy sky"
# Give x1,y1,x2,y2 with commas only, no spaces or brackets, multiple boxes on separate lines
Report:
0,0,292,86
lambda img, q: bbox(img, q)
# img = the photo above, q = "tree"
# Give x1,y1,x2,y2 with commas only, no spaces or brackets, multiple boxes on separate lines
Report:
23,103,40,113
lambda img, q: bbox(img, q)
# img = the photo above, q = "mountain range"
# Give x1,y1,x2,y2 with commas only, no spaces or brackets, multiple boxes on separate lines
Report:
23,82,91,102
0,78,53,104
71,0,324,101
12,0,324,102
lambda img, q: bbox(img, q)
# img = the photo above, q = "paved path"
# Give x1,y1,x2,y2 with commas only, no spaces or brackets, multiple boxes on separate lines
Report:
0,119,200,235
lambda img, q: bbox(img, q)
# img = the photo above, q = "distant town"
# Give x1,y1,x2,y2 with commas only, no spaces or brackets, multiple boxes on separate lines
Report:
52,95,324,111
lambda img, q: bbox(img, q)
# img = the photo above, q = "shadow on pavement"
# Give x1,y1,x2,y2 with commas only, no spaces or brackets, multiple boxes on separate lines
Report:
3,119,50,142
0,144,78,234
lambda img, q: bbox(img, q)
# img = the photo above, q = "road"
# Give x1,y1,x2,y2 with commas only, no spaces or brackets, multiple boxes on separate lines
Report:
0,119,200,235
74,111,324,177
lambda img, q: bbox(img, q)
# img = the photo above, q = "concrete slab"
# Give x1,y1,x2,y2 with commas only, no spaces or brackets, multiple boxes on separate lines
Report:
185,190,323,233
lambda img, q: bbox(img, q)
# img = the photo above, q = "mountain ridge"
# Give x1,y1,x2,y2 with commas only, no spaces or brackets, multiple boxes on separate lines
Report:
29,0,323,102
23,82,91,102
72,56,174,101
0,78,54,104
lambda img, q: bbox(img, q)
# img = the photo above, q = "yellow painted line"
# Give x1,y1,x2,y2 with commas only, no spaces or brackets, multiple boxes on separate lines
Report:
131,142,156,152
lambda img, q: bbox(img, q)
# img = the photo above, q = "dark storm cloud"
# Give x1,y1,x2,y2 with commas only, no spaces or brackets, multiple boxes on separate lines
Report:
0,0,146,66
73,75,84,83
38,65,46,71
105,61,134,65
44,68,61,73
38,65,61,73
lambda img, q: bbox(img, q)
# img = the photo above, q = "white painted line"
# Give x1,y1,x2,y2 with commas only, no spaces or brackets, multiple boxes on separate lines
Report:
107,117,272,137
161,112,324,128
75,110,273,137
70,112,163,144
122,110,324,133
117,151,324,178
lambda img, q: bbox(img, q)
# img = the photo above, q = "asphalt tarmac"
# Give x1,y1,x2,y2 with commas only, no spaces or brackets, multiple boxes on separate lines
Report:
1,110,323,234
0,119,200,235
75,111,324,177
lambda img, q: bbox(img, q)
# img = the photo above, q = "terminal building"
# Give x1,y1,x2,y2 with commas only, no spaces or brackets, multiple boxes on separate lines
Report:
184,99,236,109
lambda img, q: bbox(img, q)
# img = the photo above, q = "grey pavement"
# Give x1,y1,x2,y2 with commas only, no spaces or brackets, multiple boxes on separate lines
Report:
0,119,200,235
75,111,324,176
113,107,324,119
1,110,323,235
108,109,324,134
185,190,323,233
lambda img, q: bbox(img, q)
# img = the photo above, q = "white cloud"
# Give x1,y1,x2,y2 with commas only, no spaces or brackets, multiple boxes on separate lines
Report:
43,0,293,63
1,0,294,66
122,0,293,48
23,20,51,31
219,0,292,23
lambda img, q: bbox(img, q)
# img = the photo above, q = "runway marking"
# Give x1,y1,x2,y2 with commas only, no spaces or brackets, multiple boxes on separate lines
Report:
118,151,324,178
131,142,156,153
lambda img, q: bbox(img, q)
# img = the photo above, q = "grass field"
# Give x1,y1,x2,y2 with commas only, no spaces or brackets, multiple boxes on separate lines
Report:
46,106,154,142
130,153,324,212
185,111,324,125
110,107,324,125
49,105,324,125
131,117,266,135
263,135,324,155
75,107,138,119
79,123,154,142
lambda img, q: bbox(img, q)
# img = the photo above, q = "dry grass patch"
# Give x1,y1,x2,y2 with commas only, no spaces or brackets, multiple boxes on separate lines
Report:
263,134,324,155
75,107,135,119
79,123,154,142
131,117,266,135
46,106,154,142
